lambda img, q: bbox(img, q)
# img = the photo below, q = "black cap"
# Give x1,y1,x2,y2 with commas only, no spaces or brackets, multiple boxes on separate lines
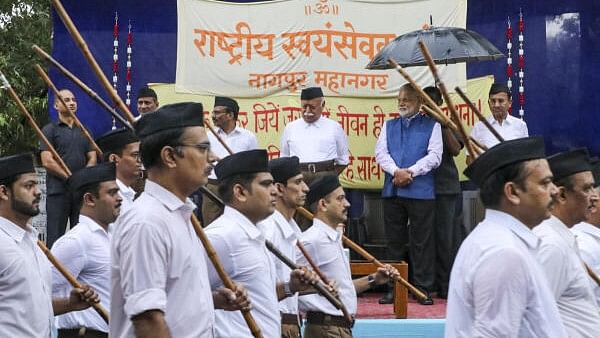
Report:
0,153,36,181
489,83,511,97
301,87,324,100
137,86,157,99
135,102,204,138
214,96,239,114
67,162,116,193
95,128,139,153
215,149,269,181
269,156,301,184
464,136,546,187
589,157,600,187
547,148,591,181
306,174,341,206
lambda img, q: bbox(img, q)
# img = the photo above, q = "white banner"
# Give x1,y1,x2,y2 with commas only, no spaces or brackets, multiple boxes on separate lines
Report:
176,0,467,97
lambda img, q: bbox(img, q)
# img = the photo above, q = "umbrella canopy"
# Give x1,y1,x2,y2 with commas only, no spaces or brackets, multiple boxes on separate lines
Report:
366,26,504,69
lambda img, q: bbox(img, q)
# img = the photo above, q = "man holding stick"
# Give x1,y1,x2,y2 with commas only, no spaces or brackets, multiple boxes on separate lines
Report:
41,89,97,247
298,174,398,338
110,103,250,338
0,153,100,337
51,163,121,338
446,136,567,337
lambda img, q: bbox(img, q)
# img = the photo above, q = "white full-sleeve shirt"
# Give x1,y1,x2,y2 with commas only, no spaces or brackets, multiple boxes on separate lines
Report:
51,215,111,332
534,216,600,338
205,206,280,338
257,210,302,315
208,126,259,179
297,218,357,316
374,115,443,177
0,217,54,338
110,180,215,338
445,209,567,338
116,178,135,213
572,222,600,305
470,114,529,149
280,116,349,165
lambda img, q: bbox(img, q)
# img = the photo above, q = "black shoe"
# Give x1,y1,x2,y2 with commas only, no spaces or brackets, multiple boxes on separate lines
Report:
378,291,394,304
418,295,434,305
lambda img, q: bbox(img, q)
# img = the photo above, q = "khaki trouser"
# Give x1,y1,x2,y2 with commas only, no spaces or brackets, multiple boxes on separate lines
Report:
201,182,224,226
303,323,353,338
281,323,301,338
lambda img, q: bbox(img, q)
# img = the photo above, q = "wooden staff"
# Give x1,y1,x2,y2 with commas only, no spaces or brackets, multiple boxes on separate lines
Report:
294,206,429,301
421,105,485,156
204,118,234,155
34,64,103,155
417,41,477,160
32,45,133,130
50,0,134,122
1,69,109,322
585,263,600,287
455,86,504,143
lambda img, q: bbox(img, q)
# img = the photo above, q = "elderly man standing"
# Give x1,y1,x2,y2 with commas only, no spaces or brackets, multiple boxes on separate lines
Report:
374,83,442,304
446,137,567,337
533,148,600,337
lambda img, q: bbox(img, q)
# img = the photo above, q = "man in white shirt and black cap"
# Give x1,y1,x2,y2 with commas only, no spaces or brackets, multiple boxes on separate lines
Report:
298,174,398,338
257,156,308,338
445,136,567,337
533,148,600,337
203,96,258,225
110,102,250,338
95,128,142,212
572,158,600,305
52,162,121,338
206,149,318,338
280,87,349,184
0,153,100,337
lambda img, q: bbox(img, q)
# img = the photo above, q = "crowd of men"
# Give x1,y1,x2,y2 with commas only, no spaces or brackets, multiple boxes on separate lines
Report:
1,81,600,338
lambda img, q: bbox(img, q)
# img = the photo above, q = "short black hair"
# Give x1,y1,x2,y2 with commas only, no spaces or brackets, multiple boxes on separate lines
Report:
218,173,257,204
0,174,21,191
139,127,186,169
74,181,101,211
479,160,530,208
423,86,443,106
223,106,238,121
554,175,576,191
489,83,511,98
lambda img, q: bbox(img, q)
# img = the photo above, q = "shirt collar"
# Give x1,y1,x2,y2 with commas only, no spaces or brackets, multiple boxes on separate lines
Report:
574,222,600,240
485,209,540,249
144,180,197,215
116,179,136,199
313,217,340,242
272,210,299,240
77,214,110,235
302,116,325,128
489,114,514,126
545,215,578,248
0,216,36,243
217,126,242,136
223,206,263,240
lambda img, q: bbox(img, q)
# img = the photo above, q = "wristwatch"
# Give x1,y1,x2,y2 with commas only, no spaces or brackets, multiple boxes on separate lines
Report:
367,274,377,289
283,282,294,297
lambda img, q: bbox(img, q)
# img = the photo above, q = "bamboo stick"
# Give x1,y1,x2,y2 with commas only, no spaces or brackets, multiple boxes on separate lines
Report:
455,86,504,143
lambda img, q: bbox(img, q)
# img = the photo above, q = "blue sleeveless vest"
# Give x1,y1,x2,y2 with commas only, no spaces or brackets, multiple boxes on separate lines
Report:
382,115,436,199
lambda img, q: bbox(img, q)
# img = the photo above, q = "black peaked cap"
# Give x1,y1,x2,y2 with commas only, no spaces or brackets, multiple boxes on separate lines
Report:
214,96,239,114
67,162,116,193
215,149,269,181
547,148,591,181
95,128,139,153
135,102,204,138
306,174,341,206
269,156,301,184
300,87,324,100
0,153,35,181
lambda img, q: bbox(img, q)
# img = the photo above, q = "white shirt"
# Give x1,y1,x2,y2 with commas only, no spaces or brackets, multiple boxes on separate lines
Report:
0,217,54,338
257,210,302,315
208,126,259,179
470,114,529,149
206,206,280,338
534,216,600,338
116,178,135,213
572,222,600,304
280,116,349,165
51,215,111,332
374,115,443,177
110,180,215,338
297,218,357,316
445,209,567,338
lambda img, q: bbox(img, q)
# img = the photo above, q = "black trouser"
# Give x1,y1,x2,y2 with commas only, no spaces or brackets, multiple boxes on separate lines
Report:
434,193,462,294
46,192,79,248
383,197,435,292
58,328,107,338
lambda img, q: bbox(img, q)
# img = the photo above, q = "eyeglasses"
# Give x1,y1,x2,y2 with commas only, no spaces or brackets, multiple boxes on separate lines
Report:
175,142,211,153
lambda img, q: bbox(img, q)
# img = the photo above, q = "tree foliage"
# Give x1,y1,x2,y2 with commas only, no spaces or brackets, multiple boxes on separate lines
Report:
0,0,51,156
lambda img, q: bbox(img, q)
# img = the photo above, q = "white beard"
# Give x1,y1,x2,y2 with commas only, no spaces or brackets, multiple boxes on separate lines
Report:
398,109,416,118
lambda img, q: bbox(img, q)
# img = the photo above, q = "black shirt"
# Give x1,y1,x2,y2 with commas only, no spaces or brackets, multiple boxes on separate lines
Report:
41,121,92,194
434,130,461,195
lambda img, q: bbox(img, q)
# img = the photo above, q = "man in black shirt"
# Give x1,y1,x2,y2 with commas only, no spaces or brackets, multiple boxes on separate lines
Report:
41,89,96,247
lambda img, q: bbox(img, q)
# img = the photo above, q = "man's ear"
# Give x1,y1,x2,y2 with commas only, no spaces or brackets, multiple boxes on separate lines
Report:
275,182,285,195
160,146,178,169
504,181,521,206
554,186,567,205
0,185,10,201
317,198,327,212
82,192,96,207
232,183,249,203
108,153,120,164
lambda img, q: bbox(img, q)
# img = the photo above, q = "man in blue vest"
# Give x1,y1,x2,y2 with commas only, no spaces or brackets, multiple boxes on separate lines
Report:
375,84,442,304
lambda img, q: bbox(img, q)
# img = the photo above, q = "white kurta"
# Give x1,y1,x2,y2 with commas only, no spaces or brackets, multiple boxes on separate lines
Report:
206,206,280,338
572,222,600,304
0,217,54,337
280,116,349,165
110,180,215,338
445,210,567,338
51,215,111,332
470,114,529,149
297,219,357,316
208,126,259,179
257,210,302,315
534,216,600,338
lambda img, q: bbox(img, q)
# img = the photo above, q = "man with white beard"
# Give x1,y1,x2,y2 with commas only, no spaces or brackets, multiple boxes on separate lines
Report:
374,83,442,304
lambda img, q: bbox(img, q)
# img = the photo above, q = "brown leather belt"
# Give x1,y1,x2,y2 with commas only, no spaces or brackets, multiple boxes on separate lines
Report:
299,160,335,173
305,311,354,328
281,312,300,326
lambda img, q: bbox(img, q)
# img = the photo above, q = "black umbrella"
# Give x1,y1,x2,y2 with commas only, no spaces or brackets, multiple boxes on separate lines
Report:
366,26,504,69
